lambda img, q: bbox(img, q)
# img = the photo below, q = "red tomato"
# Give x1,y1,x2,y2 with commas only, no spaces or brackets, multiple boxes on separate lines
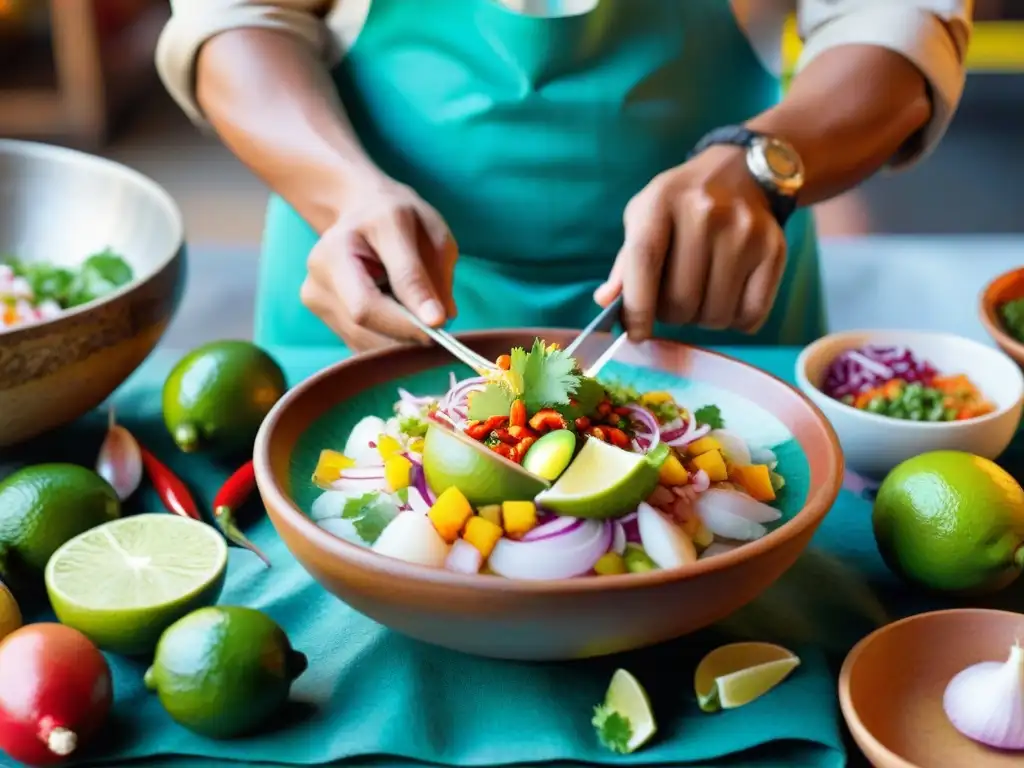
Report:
0,624,112,766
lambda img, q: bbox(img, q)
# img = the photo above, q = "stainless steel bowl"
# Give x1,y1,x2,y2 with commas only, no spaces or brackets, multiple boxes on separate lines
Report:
0,140,186,447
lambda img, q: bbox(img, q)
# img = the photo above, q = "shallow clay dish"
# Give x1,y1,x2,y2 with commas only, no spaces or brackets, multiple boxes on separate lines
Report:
254,331,843,660
840,609,1024,768
980,267,1024,367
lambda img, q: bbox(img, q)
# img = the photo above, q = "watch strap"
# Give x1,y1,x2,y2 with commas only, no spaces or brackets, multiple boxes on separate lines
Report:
689,126,797,227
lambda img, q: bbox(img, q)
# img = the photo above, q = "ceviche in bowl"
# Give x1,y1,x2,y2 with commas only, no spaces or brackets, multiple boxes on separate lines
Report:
307,339,793,580
797,329,1024,479
255,331,842,659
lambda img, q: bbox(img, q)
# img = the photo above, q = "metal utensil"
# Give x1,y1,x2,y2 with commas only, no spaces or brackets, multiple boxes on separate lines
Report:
564,295,626,377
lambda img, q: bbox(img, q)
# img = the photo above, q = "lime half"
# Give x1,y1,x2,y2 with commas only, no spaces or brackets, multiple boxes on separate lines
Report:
45,514,228,656
593,668,657,754
694,642,800,712
537,440,670,519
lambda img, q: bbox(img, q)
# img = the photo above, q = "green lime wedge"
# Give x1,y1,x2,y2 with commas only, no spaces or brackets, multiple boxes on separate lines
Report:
594,668,657,754
44,514,228,656
536,439,670,519
694,642,800,712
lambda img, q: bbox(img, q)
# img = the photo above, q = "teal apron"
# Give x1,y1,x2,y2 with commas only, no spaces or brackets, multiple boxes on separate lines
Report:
255,0,825,350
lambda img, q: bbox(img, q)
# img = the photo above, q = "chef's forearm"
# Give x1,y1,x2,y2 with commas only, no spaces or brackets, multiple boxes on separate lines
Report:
196,29,380,234
746,44,932,206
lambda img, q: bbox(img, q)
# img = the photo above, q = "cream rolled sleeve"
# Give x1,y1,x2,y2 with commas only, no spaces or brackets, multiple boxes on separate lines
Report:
796,0,972,168
156,0,336,125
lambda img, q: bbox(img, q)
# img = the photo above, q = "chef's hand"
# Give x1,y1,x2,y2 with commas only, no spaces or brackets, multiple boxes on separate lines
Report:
594,146,787,340
301,178,458,352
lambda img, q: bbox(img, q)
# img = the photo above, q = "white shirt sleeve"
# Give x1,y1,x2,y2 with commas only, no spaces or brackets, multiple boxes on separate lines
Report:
796,1,973,168
156,0,351,125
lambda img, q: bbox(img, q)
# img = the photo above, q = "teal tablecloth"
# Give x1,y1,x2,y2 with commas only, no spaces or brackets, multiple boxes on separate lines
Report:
5,346,1024,768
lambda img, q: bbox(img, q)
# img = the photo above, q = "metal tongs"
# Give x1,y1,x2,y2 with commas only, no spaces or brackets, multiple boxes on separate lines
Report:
564,295,626,378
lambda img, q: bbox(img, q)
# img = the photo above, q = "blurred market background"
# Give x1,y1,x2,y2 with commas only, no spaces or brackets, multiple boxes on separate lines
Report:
1,0,1022,346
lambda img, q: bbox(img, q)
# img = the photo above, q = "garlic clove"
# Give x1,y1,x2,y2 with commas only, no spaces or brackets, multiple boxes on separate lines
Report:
943,641,1024,751
96,408,143,501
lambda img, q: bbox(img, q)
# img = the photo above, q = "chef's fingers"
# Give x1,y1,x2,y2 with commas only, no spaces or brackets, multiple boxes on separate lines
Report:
594,255,626,307
696,204,759,330
299,272,401,352
657,191,714,327
371,206,448,327
735,223,787,334
619,196,673,341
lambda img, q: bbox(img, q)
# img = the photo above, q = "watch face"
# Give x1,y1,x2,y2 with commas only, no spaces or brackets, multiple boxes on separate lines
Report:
764,141,800,180
748,137,804,195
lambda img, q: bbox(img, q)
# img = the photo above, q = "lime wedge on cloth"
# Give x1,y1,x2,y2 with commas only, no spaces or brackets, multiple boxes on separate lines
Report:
45,514,227,656
537,439,670,519
694,642,800,712
592,668,657,754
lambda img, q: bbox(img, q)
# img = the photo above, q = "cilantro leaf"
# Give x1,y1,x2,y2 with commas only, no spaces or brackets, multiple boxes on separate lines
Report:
1001,298,1024,343
602,380,642,408
693,404,724,429
648,400,680,424
520,338,580,413
592,705,633,755
556,376,607,422
506,345,529,394
398,415,429,438
341,492,398,544
467,383,515,420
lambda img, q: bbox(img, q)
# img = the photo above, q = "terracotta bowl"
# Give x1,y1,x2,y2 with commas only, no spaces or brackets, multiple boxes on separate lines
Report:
0,140,185,448
840,609,1024,768
254,331,844,660
980,267,1024,367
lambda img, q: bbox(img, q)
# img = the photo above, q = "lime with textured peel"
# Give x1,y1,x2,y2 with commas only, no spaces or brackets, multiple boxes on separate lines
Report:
536,440,670,519
45,514,227,656
163,340,287,455
694,642,800,712
0,463,120,583
144,606,307,739
0,580,20,641
592,669,656,754
873,450,1024,594
422,424,549,506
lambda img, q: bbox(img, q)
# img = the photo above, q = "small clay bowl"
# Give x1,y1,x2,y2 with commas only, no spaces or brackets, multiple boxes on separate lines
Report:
980,267,1024,367
839,608,1024,768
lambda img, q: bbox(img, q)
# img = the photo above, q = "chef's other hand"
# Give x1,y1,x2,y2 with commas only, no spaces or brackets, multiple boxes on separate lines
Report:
595,146,787,340
301,179,458,352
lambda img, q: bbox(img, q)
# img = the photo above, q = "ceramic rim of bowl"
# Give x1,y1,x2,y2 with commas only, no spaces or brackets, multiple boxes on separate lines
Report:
796,328,1024,430
254,331,844,594
0,139,185,339
980,268,1024,362
838,607,1024,768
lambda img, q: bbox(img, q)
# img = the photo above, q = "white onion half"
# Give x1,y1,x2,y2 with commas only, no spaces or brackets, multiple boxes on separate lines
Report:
637,502,697,569
696,488,782,524
693,492,769,541
372,512,450,567
488,520,611,580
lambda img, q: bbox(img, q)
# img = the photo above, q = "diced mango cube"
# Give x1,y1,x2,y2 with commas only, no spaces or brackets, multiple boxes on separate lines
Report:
407,437,425,454
729,464,777,502
691,448,728,482
463,516,503,558
384,455,413,492
478,504,503,528
686,436,722,457
658,452,690,486
377,434,404,460
428,487,474,543
640,391,674,407
680,515,714,549
502,501,538,538
311,449,354,486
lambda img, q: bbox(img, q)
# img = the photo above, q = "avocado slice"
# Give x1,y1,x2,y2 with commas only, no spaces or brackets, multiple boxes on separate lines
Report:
522,429,577,481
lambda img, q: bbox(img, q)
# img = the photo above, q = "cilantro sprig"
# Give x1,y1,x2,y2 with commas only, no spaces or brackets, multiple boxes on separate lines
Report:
592,705,634,755
340,492,398,544
693,404,724,430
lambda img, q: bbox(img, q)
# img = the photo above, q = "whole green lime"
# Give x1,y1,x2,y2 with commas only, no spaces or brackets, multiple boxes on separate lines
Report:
144,606,307,739
0,464,120,582
422,424,549,506
873,450,1024,594
163,340,287,455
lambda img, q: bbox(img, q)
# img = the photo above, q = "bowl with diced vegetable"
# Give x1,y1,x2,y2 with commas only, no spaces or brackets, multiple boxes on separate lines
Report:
0,139,185,446
796,330,1023,479
254,330,843,660
980,267,1024,369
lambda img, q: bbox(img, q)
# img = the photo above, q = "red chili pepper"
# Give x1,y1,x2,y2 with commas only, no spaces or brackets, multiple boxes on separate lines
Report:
606,427,632,449
509,399,527,429
139,448,201,520
213,461,271,568
528,408,566,433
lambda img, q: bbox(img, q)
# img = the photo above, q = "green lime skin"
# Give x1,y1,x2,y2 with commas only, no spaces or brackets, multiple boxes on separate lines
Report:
873,450,1024,594
422,424,549,506
0,464,119,582
144,606,308,739
162,341,287,456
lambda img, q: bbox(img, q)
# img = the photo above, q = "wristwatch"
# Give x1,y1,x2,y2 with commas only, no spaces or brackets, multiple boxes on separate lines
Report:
689,126,804,227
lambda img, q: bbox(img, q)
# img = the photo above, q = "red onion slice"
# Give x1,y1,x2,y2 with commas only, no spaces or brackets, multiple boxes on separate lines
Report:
327,476,391,493
521,516,583,541
488,520,612,580
611,521,626,555
406,485,432,514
